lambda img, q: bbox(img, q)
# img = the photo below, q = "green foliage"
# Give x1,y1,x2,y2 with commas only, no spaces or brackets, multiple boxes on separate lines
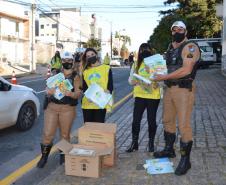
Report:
148,0,223,53
83,38,101,51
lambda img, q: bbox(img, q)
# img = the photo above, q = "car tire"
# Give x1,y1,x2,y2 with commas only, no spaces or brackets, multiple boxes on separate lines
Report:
16,102,36,131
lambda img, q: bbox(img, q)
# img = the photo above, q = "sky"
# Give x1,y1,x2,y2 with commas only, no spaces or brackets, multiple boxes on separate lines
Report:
16,0,175,51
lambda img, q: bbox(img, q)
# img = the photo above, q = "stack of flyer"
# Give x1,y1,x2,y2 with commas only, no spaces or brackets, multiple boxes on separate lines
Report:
143,54,168,80
46,73,73,100
69,148,96,156
132,73,151,85
84,83,112,109
143,158,174,175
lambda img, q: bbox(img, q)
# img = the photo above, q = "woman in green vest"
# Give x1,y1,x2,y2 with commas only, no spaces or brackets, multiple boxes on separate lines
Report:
81,48,113,123
126,43,161,153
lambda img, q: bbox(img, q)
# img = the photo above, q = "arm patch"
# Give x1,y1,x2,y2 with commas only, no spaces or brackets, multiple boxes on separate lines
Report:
181,42,201,63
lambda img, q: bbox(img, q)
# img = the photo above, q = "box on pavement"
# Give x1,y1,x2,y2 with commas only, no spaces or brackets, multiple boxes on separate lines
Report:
56,139,113,178
78,122,117,167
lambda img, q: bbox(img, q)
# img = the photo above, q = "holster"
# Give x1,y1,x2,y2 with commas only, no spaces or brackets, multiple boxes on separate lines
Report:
165,80,193,91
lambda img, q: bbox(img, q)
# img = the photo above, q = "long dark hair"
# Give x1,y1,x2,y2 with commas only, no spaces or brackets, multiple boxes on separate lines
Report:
81,48,98,71
135,43,154,73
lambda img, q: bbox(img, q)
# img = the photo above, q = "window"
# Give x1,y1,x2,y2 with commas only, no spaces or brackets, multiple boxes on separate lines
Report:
52,34,54,36
41,34,44,36
52,24,57,28
40,25,44,29
47,24,49,26
47,34,49,36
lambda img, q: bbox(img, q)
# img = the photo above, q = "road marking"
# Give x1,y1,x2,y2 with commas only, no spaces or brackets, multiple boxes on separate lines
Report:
19,77,45,85
0,147,58,185
0,92,133,185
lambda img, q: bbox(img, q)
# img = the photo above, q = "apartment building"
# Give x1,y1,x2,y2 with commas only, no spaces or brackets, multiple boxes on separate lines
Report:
0,1,30,65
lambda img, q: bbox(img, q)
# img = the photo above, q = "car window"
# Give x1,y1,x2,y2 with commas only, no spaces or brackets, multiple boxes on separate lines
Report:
200,46,212,52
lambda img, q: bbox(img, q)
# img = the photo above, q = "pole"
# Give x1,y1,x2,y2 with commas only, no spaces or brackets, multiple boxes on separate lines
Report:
30,1,36,72
222,0,226,74
0,18,2,63
79,7,81,48
110,21,112,59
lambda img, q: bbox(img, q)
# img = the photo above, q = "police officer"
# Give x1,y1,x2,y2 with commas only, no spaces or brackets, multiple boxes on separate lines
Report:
81,48,113,123
153,21,201,175
37,51,81,168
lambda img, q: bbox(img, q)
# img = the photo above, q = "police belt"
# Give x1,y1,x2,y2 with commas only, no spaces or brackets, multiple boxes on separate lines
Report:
164,79,193,90
49,96,77,106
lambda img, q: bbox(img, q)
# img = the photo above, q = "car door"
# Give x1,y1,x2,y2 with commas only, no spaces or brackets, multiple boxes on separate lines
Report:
0,79,15,126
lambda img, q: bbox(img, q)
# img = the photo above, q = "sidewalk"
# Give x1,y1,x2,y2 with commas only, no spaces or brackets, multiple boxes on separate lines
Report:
0,63,48,79
37,67,226,185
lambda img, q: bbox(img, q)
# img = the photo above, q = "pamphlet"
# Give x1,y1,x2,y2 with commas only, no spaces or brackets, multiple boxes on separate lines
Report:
144,158,174,175
133,73,151,85
143,54,168,80
46,73,73,100
84,83,112,109
69,148,95,156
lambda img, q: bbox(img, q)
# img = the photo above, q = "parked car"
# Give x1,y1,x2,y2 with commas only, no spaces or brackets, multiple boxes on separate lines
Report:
0,76,40,131
197,41,215,68
110,57,122,66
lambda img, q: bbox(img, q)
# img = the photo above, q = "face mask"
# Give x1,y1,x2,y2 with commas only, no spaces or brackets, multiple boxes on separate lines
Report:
87,55,97,64
172,32,185,43
62,62,73,70
140,50,152,60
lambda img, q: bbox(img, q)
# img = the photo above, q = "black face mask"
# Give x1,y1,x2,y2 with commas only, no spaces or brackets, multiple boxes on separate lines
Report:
172,32,185,43
140,50,152,60
62,62,73,70
87,55,97,64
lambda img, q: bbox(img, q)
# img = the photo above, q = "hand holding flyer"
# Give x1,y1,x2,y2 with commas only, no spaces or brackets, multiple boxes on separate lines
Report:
46,73,73,100
84,83,112,109
143,54,168,80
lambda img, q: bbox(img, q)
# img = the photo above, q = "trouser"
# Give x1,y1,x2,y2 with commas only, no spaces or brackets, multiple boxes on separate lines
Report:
82,109,106,123
42,102,76,144
132,97,160,139
163,84,195,142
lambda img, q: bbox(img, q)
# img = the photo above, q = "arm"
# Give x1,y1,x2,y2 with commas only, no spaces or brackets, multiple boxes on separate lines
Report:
65,75,82,99
128,64,139,85
155,43,200,81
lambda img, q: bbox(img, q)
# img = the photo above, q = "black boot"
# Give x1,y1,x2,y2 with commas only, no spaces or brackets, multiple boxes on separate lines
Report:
153,131,176,158
126,135,138,153
175,140,193,176
147,138,154,152
37,143,52,168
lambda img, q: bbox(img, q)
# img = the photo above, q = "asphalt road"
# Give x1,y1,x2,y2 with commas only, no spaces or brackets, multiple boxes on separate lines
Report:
0,67,133,183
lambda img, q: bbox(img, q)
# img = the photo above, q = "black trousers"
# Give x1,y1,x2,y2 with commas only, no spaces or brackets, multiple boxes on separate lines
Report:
82,109,106,123
132,97,160,140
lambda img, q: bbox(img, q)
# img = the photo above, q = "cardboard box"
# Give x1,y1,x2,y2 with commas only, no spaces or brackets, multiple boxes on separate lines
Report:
56,139,112,178
78,122,117,167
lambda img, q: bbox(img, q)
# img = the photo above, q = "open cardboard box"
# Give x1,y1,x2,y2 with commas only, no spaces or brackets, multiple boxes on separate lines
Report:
78,122,117,167
56,139,113,178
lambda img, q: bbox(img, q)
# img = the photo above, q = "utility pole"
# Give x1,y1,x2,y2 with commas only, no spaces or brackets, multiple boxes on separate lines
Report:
30,0,36,72
222,0,226,74
79,7,81,48
0,18,2,63
110,21,112,59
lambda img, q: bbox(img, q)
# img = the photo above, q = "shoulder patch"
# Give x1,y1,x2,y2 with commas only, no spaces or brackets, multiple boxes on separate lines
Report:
181,42,200,62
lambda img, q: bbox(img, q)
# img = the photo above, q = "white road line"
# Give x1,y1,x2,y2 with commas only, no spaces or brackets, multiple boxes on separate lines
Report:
19,77,45,84
36,90,46,94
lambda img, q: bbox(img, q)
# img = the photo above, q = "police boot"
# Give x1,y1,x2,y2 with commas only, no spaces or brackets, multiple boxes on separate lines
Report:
37,143,52,168
153,131,176,158
126,135,138,153
175,140,193,176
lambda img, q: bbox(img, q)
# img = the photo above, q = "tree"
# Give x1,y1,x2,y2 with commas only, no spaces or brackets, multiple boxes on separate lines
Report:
83,38,101,51
148,0,223,53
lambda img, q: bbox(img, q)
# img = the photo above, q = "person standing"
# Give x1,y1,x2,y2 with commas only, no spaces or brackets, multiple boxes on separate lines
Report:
126,43,161,153
153,21,201,175
50,51,62,74
37,51,81,168
81,48,113,123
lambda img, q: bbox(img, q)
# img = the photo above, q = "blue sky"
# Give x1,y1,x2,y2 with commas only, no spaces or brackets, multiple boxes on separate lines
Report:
25,0,175,51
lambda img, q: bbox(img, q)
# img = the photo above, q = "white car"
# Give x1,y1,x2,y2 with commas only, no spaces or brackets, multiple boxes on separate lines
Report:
0,76,40,131
110,58,121,66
